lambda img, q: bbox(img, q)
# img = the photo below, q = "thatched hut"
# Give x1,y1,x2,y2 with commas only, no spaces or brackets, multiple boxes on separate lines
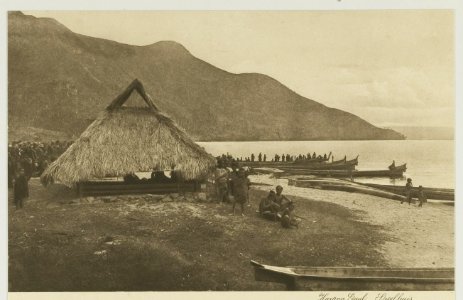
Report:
41,79,216,188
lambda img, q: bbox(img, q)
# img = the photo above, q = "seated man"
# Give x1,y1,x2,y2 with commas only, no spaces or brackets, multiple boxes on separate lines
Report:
274,185,292,218
151,166,171,183
123,172,140,183
280,201,299,228
259,190,280,220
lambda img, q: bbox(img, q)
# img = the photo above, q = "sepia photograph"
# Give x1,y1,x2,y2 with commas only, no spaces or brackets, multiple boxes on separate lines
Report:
5,8,457,295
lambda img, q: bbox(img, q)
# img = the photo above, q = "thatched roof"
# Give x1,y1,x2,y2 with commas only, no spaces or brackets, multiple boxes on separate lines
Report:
41,79,216,187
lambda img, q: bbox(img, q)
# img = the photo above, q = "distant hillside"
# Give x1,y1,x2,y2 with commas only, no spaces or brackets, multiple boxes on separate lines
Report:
8,11,404,141
8,126,74,143
389,126,453,140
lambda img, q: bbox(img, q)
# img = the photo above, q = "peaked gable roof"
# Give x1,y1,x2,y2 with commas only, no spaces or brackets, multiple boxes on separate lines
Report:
106,79,158,112
41,79,216,186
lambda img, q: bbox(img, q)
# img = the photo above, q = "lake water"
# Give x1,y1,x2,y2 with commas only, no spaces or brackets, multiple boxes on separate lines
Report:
198,140,455,189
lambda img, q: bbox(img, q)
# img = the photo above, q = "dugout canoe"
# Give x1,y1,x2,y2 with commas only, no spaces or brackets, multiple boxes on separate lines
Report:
391,163,407,172
361,183,454,201
240,156,358,170
288,179,407,201
277,162,356,171
251,260,454,291
389,161,407,171
275,168,405,178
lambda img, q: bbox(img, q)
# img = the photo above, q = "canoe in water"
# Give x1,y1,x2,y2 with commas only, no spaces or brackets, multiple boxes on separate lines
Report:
251,260,454,291
274,168,405,178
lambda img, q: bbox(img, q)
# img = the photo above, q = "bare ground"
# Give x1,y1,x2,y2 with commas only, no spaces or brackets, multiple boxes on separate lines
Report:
8,178,390,291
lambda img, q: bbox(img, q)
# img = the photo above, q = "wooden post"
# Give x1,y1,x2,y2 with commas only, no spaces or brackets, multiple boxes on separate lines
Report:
76,182,83,199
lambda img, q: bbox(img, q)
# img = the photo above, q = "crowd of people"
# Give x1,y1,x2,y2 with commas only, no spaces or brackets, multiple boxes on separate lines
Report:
8,140,72,186
216,151,331,167
8,140,73,210
214,166,251,216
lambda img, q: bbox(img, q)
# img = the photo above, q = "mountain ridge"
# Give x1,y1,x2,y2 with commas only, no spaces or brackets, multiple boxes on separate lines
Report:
8,12,404,141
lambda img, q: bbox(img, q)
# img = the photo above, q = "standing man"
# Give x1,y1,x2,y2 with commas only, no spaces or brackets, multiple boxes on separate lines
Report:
258,152,262,162
215,167,229,204
21,157,34,181
232,168,250,216
14,168,29,209
402,178,413,205
263,154,267,162
418,185,427,207
8,154,15,188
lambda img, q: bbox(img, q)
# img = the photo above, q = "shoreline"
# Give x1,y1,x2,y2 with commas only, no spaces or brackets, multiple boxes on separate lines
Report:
250,174,454,268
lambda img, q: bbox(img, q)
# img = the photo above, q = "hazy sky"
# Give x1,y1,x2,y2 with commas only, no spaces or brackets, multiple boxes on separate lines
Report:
27,10,455,128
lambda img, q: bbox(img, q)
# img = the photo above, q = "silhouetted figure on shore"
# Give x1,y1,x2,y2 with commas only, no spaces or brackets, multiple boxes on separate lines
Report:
14,168,29,209
418,185,427,207
21,157,34,181
402,178,413,205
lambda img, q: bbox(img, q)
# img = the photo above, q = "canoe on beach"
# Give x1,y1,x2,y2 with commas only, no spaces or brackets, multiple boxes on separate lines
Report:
285,177,453,201
250,260,454,291
287,178,407,201
361,183,454,201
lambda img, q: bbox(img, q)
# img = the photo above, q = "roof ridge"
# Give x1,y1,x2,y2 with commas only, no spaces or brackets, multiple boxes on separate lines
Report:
106,79,158,112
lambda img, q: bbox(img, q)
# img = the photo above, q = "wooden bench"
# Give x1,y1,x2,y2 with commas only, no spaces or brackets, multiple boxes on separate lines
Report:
77,181,201,197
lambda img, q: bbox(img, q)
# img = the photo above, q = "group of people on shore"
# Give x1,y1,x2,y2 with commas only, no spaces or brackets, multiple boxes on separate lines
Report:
8,140,72,210
403,178,427,207
216,151,330,167
214,165,251,216
214,164,298,227
271,152,329,162
8,140,72,187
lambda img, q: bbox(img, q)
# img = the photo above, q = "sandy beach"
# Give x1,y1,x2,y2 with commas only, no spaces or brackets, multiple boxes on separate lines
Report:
250,174,454,268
